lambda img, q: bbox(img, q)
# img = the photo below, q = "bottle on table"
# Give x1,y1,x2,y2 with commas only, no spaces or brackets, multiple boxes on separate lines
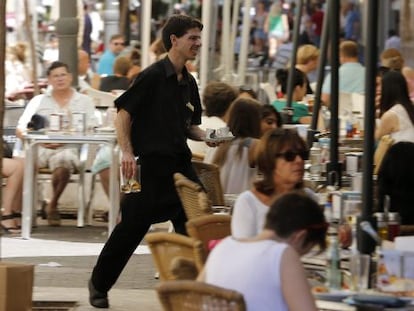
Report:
387,212,400,241
326,227,341,290
309,142,322,179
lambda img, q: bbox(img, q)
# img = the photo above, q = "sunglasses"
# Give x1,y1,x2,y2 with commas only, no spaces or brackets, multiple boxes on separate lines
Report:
276,150,309,161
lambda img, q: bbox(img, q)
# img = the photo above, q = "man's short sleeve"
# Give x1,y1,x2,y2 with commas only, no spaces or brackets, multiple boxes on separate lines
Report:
16,95,43,132
322,72,332,95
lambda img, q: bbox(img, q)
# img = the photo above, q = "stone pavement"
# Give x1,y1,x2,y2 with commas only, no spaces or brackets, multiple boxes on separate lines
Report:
1,218,169,310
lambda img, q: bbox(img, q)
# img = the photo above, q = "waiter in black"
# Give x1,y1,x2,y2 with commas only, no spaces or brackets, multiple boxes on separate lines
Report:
89,15,207,308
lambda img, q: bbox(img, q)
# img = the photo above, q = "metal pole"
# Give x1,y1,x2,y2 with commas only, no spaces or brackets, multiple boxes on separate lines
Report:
326,0,341,187
103,0,120,47
56,0,79,87
308,1,330,146
229,0,241,79
222,0,232,78
358,0,379,256
200,0,212,93
284,0,304,124
140,0,152,69
237,0,252,86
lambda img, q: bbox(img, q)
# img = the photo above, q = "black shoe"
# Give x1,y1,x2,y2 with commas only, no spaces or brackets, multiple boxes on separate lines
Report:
88,279,109,308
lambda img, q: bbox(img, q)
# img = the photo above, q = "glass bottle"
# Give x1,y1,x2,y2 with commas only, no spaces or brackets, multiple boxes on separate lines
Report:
374,212,388,241
326,228,341,289
309,142,322,179
387,212,400,241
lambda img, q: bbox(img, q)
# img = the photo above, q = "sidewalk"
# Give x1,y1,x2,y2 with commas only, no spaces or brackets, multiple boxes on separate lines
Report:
1,219,167,310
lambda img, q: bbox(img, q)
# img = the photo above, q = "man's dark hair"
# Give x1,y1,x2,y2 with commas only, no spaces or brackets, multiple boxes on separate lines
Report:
162,15,203,51
265,192,327,251
46,61,70,76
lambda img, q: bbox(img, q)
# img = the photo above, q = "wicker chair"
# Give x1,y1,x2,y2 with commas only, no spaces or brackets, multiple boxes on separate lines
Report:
186,214,231,258
156,280,246,311
191,160,225,206
145,232,206,281
173,173,213,220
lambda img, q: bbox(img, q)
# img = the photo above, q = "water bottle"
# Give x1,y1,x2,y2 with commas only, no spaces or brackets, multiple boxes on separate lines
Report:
309,142,321,178
326,228,341,289
319,138,330,176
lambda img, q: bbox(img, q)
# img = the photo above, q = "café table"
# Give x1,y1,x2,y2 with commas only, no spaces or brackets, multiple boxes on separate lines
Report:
21,131,120,239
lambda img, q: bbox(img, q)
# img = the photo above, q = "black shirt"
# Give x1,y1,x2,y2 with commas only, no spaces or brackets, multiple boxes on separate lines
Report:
99,76,130,92
114,56,202,158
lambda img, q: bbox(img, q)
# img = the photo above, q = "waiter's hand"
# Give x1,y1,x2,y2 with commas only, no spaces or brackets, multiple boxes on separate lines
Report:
121,151,136,180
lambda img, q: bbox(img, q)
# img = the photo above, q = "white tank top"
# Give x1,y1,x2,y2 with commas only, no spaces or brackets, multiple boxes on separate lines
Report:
389,104,414,143
205,237,289,311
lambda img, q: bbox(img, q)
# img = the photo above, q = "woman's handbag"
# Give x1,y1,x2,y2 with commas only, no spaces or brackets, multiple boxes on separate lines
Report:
374,135,394,175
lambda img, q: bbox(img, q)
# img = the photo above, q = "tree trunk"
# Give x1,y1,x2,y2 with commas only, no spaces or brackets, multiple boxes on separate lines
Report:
0,0,6,236
24,0,39,95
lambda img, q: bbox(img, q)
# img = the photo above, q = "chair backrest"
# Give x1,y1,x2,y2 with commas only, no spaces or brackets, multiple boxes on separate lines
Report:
186,214,231,257
156,280,246,311
259,82,277,104
191,160,225,206
145,232,205,281
174,173,213,220
85,88,117,108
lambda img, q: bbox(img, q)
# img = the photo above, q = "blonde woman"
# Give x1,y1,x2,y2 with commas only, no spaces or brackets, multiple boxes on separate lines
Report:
296,44,320,94
264,2,289,66
380,48,414,101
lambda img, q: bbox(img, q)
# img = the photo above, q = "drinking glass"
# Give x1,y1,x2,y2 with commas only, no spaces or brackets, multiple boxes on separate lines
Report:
350,253,370,291
120,163,141,193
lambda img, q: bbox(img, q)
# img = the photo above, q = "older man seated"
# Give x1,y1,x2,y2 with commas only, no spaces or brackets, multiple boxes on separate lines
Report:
16,61,97,226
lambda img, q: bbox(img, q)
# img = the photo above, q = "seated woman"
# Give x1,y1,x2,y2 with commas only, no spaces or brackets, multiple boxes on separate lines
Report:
272,68,311,124
377,142,414,225
259,104,282,136
231,128,316,238
375,70,414,143
198,192,327,311
1,157,24,233
204,97,261,195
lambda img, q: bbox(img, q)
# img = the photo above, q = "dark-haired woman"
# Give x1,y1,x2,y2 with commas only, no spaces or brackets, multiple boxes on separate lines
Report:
272,68,311,124
204,97,261,195
231,128,317,238
198,192,327,311
260,104,282,136
375,70,414,143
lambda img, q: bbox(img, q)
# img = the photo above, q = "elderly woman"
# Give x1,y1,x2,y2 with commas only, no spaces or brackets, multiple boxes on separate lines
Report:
231,128,316,238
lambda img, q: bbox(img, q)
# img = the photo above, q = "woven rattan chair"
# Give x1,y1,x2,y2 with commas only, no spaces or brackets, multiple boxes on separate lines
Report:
173,173,213,220
186,214,231,258
156,280,246,311
191,160,225,206
145,232,206,281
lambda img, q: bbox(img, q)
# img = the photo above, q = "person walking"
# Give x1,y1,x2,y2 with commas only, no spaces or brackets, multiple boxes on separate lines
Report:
88,15,205,308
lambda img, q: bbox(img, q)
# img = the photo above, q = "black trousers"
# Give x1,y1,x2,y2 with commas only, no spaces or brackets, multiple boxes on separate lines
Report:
91,154,199,292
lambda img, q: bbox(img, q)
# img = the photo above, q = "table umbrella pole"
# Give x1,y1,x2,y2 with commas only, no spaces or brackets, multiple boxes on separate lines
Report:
307,1,331,147
358,0,379,257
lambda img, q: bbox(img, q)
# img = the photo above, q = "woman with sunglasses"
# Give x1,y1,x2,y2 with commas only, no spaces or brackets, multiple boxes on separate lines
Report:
198,192,327,311
231,128,317,238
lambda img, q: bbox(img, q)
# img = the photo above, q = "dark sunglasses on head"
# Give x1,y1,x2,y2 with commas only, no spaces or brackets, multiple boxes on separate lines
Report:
276,150,309,161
